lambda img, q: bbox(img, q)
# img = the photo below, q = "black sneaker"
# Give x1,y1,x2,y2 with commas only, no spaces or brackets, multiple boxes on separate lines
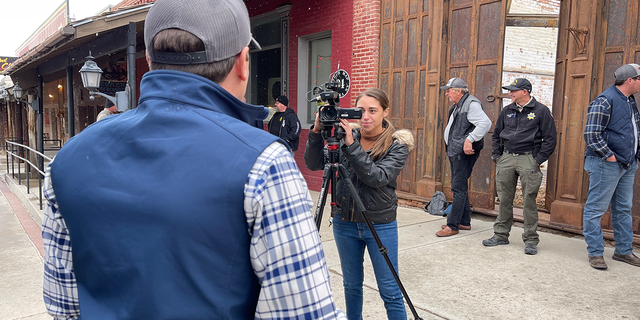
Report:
524,243,537,255
482,236,509,247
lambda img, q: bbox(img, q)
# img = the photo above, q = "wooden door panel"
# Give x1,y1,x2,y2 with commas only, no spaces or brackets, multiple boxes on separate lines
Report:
450,8,472,65
470,64,499,205
420,16,430,66
394,21,406,68
404,71,416,118
391,72,403,118
602,53,623,91
379,0,505,202
605,0,627,47
423,83,439,180
381,24,392,70
407,19,419,68
443,0,506,209
477,2,502,62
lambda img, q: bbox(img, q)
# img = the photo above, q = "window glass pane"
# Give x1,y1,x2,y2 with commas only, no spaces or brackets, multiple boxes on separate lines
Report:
251,48,282,110
252,19,281,48
307,37,332,124
247,16,284,124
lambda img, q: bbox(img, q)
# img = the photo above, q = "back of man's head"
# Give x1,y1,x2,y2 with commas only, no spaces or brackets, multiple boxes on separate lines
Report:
105,99,117,111
144,0,260,83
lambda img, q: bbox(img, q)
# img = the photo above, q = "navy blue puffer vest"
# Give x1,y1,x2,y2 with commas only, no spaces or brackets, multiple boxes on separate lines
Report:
585,85,639,167
51,70,279,319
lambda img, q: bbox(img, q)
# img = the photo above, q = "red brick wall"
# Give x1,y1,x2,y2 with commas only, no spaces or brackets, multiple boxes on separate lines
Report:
350,0,380,107
247,0,358,191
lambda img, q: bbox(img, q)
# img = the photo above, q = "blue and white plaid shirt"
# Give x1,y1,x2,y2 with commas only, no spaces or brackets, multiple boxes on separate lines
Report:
584,95,640,159
42,142,345,320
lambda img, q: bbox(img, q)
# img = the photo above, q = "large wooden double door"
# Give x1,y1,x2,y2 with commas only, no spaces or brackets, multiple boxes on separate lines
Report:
379,0,507,210
378,0,639,241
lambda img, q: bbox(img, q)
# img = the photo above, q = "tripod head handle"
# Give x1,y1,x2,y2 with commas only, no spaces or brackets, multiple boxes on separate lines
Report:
320,122,346,142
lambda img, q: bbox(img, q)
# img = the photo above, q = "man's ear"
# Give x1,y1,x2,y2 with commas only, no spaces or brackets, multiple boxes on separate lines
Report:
145,51,151,68
234,47,250,81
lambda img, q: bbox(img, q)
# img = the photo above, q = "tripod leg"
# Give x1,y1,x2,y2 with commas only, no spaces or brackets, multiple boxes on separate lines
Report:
336,164,423,320
314,164,334,231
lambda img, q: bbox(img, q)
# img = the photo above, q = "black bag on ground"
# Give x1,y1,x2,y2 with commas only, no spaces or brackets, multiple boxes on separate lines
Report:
424,191,449,216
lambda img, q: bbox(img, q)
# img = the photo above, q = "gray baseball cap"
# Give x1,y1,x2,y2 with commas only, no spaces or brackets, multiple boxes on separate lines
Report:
144,0,261,65
614,63,640,81
440,77,467,90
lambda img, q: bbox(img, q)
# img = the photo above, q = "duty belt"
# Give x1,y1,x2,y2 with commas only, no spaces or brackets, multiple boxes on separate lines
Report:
504,150,532,156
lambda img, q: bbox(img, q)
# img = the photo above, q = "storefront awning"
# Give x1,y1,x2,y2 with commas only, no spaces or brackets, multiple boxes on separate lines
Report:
3,3,152,89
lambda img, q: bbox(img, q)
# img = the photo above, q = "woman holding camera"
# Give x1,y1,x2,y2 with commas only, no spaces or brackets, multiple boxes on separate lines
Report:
304,88,414,320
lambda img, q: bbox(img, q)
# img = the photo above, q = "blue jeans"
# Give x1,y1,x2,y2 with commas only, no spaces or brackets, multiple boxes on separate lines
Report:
333,216,406,320
583,156,637,257
447,153,479,230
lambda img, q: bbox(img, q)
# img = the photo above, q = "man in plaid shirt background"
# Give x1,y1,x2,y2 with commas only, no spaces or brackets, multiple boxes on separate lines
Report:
583,63,640,270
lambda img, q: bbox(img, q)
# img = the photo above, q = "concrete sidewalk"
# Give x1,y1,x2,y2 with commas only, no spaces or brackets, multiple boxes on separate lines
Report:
1,173,638,319
0,178,49,319
310,191,640,320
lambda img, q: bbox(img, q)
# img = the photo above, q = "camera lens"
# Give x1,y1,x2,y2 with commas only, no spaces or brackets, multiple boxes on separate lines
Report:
323,106,338,120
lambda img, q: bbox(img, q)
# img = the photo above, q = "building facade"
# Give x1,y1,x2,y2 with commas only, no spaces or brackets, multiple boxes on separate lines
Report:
2,0,639,243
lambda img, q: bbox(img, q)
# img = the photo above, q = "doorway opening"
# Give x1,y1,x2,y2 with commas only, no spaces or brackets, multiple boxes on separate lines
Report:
500,0,560,211
248,8,289,125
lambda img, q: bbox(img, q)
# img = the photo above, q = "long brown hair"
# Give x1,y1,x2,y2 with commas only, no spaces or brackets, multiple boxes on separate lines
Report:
355,88,396,161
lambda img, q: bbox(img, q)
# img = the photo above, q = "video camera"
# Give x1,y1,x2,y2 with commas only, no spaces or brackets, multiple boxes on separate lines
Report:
316,81,362,126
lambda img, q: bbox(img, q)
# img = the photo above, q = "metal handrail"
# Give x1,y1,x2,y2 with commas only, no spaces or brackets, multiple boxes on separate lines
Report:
0,137,28,150
5,140,53,210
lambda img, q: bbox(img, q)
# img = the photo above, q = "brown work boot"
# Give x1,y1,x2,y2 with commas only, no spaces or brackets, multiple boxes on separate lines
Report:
612,253,640,267
441,224,471,230
589,256,608,270
436,226,459,237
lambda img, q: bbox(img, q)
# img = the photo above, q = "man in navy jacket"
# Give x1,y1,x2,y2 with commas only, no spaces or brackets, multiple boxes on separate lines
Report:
41,0,345,319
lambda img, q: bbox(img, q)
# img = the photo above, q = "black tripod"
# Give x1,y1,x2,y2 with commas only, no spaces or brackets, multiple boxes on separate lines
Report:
313,124,423,320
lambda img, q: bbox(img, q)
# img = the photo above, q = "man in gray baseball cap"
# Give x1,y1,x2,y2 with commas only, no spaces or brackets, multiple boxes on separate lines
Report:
436,77,491,237
41,0,345,319
440,77,468,90
582,63,640,270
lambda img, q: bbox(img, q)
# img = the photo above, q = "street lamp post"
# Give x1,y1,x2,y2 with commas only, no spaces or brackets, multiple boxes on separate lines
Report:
10,81,44,175
12,82,38,112
79,54,129,110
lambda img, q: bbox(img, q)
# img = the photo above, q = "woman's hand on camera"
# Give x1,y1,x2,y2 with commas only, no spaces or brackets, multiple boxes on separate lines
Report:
311,109,322,133
340,119,354,146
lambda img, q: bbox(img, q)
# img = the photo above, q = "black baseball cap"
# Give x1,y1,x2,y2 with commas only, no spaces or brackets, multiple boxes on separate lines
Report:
275,95,288,107
502,78,532,93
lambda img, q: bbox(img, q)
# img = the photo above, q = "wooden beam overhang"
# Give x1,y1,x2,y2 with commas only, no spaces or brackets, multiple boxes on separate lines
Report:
506,14,559,28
